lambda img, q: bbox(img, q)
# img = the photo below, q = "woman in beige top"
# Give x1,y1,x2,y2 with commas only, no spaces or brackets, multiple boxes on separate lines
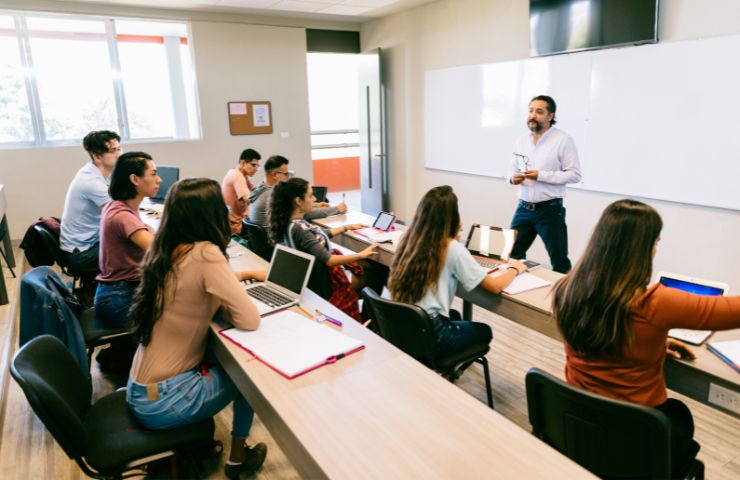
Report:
126,178,268,479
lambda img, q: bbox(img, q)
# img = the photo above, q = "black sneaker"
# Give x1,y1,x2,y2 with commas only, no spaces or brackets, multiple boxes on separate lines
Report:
224,443,267,479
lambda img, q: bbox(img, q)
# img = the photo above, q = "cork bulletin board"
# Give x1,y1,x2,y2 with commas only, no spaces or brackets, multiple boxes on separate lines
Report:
228,101,273,135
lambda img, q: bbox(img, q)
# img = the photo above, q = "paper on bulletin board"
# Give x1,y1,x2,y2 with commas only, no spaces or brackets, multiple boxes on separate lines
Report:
229,102,247,115
252,104,271,127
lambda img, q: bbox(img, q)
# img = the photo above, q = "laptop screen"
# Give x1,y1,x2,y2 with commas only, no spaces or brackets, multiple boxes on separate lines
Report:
312,186,328,203
154,166,180,201
465,224,517,260
658,274,727,296
267,246,313,295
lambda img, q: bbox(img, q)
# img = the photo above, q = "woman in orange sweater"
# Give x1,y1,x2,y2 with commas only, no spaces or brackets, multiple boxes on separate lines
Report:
552,199,740,474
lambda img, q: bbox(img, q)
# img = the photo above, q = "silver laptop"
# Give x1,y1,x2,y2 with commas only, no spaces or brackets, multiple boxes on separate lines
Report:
656,272,729,345
244,245,315,316
464,224,517,270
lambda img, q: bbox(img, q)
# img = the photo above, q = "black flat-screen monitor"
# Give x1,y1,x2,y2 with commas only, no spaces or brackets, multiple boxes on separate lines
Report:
530,0,659,57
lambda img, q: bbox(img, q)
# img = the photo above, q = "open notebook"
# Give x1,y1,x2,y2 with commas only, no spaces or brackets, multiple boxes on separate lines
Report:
219,310,364,379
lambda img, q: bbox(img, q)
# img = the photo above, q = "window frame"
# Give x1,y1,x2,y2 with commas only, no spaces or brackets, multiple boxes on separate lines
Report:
0,10,200,149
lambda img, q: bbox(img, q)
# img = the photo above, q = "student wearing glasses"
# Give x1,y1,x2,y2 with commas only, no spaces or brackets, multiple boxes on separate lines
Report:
248,155,347,229
552,199,740,475
222,148,261,235
59,130,122,276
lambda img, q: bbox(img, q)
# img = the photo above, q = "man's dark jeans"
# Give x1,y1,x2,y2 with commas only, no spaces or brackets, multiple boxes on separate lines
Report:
510,198,571,273
59,242,100,279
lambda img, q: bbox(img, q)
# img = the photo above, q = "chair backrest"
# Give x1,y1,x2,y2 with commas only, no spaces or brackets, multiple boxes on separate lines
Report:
361,287,440,361
32,224,65,266
525,367,672,479
10,335,92,461
242,220,274,261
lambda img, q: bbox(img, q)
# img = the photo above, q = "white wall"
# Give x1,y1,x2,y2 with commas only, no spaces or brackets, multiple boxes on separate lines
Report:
361,0,740,289
1,18,314,239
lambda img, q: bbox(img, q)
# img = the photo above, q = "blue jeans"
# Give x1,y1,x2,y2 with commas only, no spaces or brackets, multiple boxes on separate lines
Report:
94,281,137,328
510,198,571,273
431,311,493,357
127,361,254,439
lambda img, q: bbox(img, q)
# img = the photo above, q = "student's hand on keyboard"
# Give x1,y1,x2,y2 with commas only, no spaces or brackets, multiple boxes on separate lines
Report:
359,243,380,259
666,338,696,361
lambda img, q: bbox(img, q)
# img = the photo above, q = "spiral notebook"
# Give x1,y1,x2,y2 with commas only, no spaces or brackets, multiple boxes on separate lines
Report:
219,310,364,379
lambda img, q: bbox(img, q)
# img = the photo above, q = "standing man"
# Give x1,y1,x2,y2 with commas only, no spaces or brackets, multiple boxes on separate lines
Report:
59,130,122,276
508,95,581,273
222,148,261,235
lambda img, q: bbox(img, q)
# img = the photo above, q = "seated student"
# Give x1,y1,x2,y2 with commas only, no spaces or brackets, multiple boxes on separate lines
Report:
249,155,346,229
222,148,261,235
269,178,380,321
127,178,268,479
94,152,159,329
59,130,121,276
389,186,526,356
552,199,740,475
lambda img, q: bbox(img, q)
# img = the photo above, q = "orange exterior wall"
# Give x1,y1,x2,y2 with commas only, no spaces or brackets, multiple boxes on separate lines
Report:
312,156,360,191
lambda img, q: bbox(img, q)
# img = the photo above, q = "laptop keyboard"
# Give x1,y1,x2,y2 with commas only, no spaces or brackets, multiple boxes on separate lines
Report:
246,284,294,307
476,258,503,269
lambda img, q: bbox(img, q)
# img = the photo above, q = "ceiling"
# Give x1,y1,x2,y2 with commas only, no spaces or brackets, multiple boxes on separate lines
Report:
59,0,439,22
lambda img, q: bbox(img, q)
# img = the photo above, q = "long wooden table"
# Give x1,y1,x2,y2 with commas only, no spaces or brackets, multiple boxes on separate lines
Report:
313,211,740,418
210,241,592,479
136,209,591,477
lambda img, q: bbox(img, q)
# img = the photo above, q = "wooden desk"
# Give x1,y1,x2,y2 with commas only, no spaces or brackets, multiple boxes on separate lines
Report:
312,211,400,268
315,210,740,417
212,242,593,479
460,273,740,417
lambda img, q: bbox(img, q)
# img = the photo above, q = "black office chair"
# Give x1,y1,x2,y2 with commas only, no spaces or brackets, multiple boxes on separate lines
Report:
77,307,135,369
525,367,704,479
33,224,97,289
361,287,493,408
242,220,274,261
11,335,216,479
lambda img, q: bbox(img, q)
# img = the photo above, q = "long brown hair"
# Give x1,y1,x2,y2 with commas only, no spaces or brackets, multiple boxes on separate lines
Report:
129,178,231,346
389,186,461,304
268,177,309,244
552,199,663,357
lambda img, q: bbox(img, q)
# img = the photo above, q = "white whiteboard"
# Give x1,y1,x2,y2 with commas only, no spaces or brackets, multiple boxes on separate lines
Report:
424,34,740,210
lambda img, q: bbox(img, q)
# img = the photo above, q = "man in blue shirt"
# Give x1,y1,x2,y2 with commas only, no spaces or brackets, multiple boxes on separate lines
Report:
508,95,581,273
59,130,121,275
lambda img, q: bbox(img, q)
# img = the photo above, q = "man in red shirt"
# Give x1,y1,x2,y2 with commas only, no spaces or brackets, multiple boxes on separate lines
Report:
222,148,261,235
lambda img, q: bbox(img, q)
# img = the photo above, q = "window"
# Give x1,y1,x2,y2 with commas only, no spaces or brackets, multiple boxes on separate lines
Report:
0,15,33,143
0,11,200,148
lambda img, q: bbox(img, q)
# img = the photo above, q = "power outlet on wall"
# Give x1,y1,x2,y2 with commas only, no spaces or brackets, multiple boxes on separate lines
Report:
708,383,740,415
